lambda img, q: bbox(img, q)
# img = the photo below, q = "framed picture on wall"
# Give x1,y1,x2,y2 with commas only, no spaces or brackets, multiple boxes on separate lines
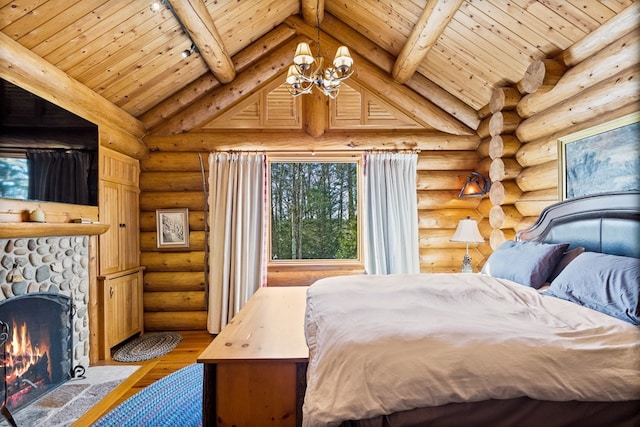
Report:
558,112,640,200
156,208,190,249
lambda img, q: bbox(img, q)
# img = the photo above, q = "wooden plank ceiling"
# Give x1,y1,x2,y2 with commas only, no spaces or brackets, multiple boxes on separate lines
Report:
1,0,635,136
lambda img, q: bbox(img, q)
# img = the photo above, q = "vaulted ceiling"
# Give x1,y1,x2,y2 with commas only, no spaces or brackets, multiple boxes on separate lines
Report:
1,0,636,137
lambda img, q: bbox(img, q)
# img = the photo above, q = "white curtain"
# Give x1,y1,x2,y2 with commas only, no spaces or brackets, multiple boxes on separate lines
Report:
363,152,420,274
207,152,266,334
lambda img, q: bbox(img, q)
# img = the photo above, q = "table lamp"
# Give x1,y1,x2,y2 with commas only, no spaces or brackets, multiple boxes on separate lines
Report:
450,217,484,273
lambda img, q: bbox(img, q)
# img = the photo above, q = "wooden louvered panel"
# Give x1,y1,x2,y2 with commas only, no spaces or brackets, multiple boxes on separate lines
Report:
331,84,361,127
201,79,301,129
265,85,299,127
363,95,422,129
202,99,261,129
330,82,423,129
237,102,261,120
367,101,394,120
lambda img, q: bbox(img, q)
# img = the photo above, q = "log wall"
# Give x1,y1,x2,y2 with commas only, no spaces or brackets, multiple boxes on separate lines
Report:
139,153,209,331
484,85,522,250
511,20,639,228
139,135,486,330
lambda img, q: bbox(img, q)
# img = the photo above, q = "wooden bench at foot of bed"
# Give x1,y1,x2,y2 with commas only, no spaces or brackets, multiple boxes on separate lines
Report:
197,286,309,427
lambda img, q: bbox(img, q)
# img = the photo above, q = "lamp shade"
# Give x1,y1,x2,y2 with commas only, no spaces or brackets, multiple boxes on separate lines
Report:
286,64,302,85
450,217,484,243
293,42,314,66
333,46,353,72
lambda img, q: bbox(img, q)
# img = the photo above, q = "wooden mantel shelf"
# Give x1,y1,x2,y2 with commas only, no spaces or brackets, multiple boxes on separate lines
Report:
0,222,110,239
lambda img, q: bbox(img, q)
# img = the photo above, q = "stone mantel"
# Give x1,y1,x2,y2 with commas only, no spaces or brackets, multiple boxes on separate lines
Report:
0,223,109,239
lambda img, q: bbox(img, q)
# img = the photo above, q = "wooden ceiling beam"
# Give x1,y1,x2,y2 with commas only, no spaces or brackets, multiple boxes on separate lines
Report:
140,24,297,130
317,14,478,131
286,15,474,135
392,0,463,84
301,0,324,26
167,0,236,84
144,131,480,152
558,1,639,68
406,72,480,131
149,37,305,135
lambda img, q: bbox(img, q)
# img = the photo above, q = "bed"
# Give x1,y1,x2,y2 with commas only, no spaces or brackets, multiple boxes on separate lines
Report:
302,191,640,427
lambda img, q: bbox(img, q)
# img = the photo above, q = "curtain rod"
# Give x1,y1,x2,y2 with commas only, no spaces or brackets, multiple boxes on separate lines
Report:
209,148,420,155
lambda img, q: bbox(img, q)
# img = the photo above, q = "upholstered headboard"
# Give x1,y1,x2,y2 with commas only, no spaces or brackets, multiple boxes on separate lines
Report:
516,191,640,259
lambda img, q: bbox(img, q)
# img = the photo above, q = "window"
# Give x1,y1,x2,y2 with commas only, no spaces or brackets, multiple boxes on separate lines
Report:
269,156,360,262
0,155,28,200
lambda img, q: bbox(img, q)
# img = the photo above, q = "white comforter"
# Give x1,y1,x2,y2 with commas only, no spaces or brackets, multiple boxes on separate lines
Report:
302,273,640,427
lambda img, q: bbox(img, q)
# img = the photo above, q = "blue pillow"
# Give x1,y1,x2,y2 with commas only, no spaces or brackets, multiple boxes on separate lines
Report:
543,252,640,325
481,240,569,288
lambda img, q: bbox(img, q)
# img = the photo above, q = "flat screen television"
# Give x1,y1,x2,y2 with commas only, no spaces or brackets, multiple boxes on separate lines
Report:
0,79,99,206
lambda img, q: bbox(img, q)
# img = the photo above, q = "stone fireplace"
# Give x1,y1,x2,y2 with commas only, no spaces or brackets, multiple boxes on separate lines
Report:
0,236,90,366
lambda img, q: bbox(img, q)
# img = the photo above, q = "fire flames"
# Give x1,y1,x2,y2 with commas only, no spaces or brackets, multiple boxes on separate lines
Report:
4,320,52,407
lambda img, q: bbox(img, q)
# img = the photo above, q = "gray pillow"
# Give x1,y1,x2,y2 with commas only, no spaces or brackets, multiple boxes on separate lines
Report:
543,252,640,325
481,240,569,288
547,246,585,283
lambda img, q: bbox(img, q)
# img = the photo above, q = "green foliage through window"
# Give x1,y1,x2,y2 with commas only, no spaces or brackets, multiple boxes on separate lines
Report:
270,160,358,260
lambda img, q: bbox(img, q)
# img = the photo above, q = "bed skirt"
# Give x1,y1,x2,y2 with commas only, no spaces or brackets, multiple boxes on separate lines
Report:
338,398,640,427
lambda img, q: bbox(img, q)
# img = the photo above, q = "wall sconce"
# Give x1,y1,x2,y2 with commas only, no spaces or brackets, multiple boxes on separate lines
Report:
6,263,24,283
450,217,484,273
458,172,491,198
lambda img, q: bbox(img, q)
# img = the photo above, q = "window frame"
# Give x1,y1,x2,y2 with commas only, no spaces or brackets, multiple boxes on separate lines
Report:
267,153,363,267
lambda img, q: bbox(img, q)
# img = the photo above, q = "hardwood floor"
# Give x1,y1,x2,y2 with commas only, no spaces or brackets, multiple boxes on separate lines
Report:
72,330,214,427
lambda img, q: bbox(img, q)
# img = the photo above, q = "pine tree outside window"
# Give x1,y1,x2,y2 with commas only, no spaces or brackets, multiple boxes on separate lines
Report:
269,156,361,263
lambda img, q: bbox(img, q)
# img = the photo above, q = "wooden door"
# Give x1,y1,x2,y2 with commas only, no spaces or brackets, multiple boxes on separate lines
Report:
99,180,120,275
107,272,143,345
119,184,140,270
